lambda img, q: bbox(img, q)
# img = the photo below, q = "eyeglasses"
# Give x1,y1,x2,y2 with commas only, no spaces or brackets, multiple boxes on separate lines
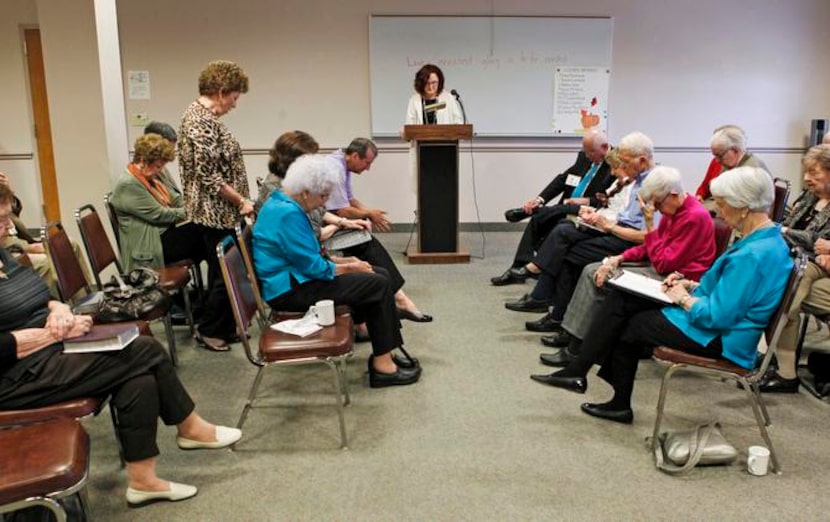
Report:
426,80,439,86
652,193,675,208
713,148,732,162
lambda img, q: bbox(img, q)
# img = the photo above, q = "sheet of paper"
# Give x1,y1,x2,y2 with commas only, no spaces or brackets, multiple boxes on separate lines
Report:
608,269,673,304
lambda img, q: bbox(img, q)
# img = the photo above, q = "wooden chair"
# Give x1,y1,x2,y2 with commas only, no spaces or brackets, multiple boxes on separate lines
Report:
217,236,355,449
771,178,791,223
0,418,91,522
650,252,807,474
73,204,189,362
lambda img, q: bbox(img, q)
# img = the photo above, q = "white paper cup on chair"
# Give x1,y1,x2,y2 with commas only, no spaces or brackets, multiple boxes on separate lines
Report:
311,299,335,326
747,445,770,476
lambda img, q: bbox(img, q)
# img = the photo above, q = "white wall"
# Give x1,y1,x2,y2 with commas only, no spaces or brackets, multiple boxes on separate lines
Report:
2,0,830,228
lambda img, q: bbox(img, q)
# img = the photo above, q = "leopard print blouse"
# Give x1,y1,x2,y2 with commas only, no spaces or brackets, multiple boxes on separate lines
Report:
177,101,249,230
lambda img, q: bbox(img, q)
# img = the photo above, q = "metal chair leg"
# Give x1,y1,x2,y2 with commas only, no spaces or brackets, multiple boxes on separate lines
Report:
236,366,266,433
742,383,781,473
338,358,351,407
651,364,679,451
324,359,349,450
162,314,178,366
182,285,196,336
749,381,772,426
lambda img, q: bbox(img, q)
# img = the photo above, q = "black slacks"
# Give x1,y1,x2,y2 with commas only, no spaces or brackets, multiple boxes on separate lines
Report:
193,224,236,339
341,237,405,293
512,204,578,267
268,267,403,356
0,336,194,462
161,221,208,267
570,288,723,406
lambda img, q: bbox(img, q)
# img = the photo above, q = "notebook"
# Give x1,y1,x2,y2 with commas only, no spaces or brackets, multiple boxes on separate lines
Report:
325,229,372,251
607,269,673,305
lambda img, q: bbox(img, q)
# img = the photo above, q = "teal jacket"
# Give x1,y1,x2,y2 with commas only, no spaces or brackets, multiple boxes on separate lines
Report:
109,168,185,271
253,190,335,302
662,225,790,369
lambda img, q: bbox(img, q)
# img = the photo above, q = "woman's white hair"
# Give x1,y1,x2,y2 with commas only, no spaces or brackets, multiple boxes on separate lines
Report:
281,154,341,196
638,166,684,201
710,166,773,212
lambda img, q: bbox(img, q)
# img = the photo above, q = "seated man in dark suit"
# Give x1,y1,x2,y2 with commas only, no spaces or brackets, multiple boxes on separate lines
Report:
491,129,614,285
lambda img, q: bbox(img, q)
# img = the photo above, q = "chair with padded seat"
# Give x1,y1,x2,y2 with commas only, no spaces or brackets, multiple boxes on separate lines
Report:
217,236,355,449
649,252,807,474
0,417,91,522
73,205,189,362
712,217,732,259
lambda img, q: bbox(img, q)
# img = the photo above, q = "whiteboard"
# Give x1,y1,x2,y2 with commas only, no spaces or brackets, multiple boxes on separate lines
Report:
369,16,613,137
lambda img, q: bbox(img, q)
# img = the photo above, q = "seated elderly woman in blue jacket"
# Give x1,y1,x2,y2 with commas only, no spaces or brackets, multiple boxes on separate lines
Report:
252,154,421,388
531,166,791,424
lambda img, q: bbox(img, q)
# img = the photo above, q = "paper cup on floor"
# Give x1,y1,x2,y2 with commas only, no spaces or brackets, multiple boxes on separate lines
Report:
747,445,770,476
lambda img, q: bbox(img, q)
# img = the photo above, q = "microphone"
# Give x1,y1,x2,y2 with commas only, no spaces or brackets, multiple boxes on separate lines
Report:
450,90,467,124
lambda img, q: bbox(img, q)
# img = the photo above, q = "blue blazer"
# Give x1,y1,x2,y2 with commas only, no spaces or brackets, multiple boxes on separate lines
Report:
662,225,791,369
253,191,335,302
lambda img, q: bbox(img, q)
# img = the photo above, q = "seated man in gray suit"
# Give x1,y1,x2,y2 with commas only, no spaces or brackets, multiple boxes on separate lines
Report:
492,129,614,285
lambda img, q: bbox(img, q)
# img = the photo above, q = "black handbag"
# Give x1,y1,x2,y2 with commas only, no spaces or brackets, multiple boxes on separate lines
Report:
95,268,172,323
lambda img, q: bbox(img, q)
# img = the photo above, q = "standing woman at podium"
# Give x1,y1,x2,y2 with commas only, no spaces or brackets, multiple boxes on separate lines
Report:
405,64,463,126
403,64,463,194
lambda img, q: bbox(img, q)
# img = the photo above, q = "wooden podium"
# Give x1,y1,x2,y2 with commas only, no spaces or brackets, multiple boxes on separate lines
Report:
402,124,473,264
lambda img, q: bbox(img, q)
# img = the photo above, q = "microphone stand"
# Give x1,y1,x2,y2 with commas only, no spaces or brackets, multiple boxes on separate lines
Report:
452,92,467,124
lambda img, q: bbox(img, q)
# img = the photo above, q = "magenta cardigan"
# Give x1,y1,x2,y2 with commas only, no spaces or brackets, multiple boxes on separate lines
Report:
621,194,716,281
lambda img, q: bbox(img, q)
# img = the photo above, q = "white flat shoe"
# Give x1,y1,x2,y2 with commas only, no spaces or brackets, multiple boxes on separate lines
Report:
177,425,242,450
126,482,198,508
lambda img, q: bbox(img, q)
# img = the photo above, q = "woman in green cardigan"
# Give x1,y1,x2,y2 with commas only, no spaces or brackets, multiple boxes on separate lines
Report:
110,133,203,272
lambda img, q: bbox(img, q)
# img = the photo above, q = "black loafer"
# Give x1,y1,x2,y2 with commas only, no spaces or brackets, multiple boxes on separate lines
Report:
397,309,433,323
758,372,799,393
539,349,577,367
491,266,533,286
529,372,587,393
505,293,552,313
525,313,562,333
580,402,633,424
504,208,531,223
540,332,571,347
392,351,420,370
368,356,422,388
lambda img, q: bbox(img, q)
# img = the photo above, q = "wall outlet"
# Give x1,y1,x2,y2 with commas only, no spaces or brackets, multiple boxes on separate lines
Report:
130,113,149,127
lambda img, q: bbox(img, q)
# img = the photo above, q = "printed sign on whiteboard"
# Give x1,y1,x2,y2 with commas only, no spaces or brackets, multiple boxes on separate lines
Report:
552,67,610,135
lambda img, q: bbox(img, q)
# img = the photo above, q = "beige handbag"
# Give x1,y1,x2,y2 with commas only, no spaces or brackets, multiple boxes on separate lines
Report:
653,422,738,475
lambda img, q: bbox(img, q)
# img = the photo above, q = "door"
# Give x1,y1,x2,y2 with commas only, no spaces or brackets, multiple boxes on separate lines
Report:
24,28,60,223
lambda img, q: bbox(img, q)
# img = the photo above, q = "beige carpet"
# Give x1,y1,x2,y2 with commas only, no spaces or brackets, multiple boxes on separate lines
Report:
81,231,830,521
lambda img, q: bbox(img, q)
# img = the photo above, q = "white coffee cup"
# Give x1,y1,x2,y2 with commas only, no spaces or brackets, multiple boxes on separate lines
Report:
747,445,770,476
310,299,335,326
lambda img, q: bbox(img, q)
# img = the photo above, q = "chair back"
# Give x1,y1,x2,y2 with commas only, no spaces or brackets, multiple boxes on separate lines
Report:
712,217,732,259
217,236,263,365
75,204,123,289
770,178,791,223
103,192,121,249
234,220,269,315
757,251,808,376
41,222,94,302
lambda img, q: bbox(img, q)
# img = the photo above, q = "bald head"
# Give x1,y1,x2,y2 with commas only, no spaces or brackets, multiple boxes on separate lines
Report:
823,133,830,145
582,129,610,164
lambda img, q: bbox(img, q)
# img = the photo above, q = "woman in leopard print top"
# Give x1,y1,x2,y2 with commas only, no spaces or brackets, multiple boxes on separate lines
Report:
178,60,253,351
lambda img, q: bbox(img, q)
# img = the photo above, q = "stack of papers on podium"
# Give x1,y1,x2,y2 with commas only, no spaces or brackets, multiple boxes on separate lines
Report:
270,310,323,337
